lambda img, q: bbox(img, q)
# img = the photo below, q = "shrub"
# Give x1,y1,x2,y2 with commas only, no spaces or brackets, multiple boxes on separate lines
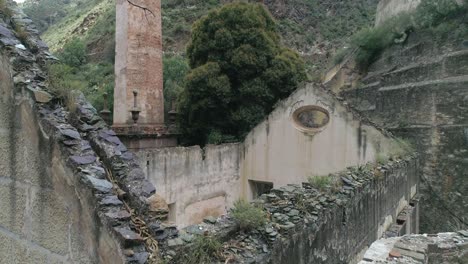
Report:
308,175,342,192
58,38,87,67
181,235,222,264
47,63,87,100
332,47,351,65
348,0,467,69
416,0,467,27
178,2,306,145
351,13,413,69
47,62,114,113
231,199,267,231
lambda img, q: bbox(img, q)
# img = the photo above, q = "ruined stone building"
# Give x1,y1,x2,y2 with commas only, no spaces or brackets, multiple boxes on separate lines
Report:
0,0,466,263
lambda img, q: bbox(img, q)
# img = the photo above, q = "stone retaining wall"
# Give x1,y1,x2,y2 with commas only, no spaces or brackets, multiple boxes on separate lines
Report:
170,156,420,264
0,2,168,263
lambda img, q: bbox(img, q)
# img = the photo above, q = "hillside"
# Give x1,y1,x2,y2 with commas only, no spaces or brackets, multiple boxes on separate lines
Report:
18,0,379,127
35,0,379,74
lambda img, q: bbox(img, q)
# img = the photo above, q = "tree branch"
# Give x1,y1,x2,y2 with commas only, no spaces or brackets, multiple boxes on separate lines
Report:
126,0,155,17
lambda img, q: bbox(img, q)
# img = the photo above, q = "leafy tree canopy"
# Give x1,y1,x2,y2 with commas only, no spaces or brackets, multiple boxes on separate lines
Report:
179,2,306,145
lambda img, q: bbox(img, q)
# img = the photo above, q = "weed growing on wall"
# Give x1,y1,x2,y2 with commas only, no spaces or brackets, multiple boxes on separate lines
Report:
308,175,342,192
231,199,267,231
179,235,223,264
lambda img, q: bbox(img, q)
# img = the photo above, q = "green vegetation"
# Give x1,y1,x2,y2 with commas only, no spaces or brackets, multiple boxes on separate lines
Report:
308,175,342,192
47,37,114,113
27,0,380,128
58,38,87,67
22,0,69,33
178,235,222,264
231,199,267,231
375,138,415,164
39,0,113,52
178,2,306,145
163,55,190,118
0,0,12,17
347,0,468,69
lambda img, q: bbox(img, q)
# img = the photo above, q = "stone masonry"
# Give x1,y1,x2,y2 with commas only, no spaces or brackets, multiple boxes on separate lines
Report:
339,29,468,233
113,0,164,131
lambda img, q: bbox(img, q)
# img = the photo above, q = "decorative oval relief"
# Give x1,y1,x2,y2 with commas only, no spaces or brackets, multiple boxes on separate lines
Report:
292,105,330,135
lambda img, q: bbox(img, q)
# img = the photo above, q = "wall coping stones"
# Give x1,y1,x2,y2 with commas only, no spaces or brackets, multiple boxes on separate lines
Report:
0,1,164,262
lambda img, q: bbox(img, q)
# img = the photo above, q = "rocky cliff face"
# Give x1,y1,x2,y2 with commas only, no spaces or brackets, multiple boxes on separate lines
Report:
339,29,468,232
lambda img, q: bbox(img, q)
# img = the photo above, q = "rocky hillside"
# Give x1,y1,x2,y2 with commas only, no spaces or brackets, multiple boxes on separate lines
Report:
30,0,379,75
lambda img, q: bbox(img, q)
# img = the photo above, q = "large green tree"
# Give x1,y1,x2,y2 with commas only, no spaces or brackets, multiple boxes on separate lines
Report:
178,2,306,145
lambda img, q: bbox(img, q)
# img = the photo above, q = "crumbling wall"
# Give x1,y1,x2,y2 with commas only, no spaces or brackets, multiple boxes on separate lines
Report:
169,156,420,264
0,3,165,263
360,231,468,263
137,144,242,228
141,83,402,228
241,83,400,200
0,51,123,263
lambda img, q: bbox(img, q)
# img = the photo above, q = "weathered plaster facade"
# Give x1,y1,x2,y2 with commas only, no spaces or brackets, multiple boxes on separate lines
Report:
136,144,242,227
139,81,406,227
240,83,399,200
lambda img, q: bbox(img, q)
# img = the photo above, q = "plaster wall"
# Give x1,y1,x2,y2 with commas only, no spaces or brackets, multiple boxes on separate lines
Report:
137,144,242,228
375,0,421,26
0,54,123,263
140,83,399,227
241,84,397,200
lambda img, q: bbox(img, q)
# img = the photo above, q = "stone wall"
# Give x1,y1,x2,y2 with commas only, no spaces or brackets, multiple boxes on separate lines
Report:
360,231,468,263
375,0,421,26
140,82,404,227
0,3,169,263
0,51,123,263
169,156,420,264
136,144,242,228
339,30,468,232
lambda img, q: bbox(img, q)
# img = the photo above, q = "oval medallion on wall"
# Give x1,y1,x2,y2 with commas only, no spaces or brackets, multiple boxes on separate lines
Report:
292,105,330,135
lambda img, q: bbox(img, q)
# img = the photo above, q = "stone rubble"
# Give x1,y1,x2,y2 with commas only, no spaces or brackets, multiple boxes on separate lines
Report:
360,231,468,263
167,156,418,263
